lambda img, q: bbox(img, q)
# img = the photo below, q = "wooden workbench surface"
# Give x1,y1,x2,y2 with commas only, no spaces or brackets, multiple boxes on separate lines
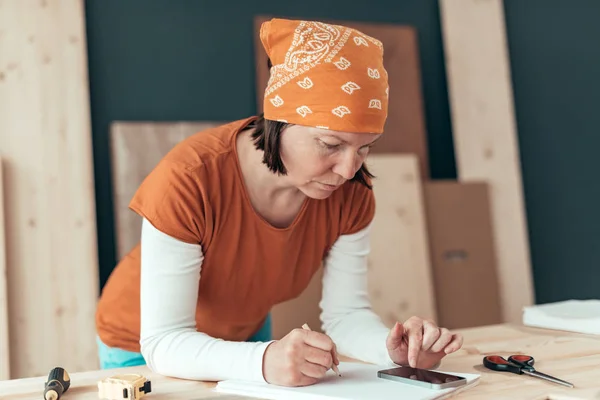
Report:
2,324,600,399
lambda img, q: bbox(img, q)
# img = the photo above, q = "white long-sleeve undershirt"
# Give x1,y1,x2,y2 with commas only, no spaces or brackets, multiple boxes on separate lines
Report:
139,218,396,382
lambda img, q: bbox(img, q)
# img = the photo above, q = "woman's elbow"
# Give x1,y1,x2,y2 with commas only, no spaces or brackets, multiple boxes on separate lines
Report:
139,335,167,375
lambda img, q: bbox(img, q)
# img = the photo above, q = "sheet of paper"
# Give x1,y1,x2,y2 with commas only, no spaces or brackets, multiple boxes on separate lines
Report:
523,299,600,335
214,362,480,400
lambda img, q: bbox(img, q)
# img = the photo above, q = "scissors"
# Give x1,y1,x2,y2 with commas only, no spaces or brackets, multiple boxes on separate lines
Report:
483,355,574,388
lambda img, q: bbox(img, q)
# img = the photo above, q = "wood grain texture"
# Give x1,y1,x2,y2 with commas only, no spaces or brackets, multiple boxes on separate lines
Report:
0,158,9,380
439,0,535,323
366,154,436,325
271,154,437,339
110,122,222,260
0,0,99,378
440,324,600,399
254,16,430,178
3,324,600,399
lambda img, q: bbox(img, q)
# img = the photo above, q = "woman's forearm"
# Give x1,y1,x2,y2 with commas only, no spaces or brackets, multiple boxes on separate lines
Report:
139,218,272,382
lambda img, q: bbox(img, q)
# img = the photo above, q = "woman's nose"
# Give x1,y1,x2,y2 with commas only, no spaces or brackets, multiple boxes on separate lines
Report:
333,151,361,180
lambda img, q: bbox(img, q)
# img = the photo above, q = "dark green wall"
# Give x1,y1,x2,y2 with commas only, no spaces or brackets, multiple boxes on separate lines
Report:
503,0,600,303
84,1,599,304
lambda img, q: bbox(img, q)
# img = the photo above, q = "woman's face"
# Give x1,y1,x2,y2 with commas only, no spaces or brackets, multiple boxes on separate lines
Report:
279,125,380,199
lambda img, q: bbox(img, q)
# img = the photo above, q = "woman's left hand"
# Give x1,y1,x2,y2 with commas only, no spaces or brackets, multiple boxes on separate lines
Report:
386,316,464,369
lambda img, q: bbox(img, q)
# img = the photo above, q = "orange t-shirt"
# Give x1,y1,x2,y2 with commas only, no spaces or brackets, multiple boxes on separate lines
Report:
95,116,375,352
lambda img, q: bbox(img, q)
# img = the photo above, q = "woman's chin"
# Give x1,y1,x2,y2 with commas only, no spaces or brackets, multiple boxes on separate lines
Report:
299,182,340,200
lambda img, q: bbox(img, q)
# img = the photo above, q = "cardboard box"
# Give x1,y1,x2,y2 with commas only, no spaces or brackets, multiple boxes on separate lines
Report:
423,181,503,329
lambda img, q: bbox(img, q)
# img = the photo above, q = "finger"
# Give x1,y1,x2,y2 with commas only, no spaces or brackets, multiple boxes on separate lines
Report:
405,318,424,368
302,330,334,352
332,342,340,365
387,321,405,349
421,320,441,351
444,333,464,354
300,360,329,379
429,328,453,353
304,346,333,369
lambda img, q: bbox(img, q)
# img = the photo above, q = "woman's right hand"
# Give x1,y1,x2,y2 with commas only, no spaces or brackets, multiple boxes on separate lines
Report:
262,328,339,386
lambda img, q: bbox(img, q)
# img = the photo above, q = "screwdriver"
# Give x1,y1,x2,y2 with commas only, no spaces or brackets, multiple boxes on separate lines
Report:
43,367,71,400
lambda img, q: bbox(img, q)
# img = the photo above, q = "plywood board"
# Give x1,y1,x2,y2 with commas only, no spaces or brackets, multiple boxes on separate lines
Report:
0,158,9,380
367,154,436,325
110,122,222,260
271,154,436,339
423,181,502,329
254,16,430,178
439,0,535,322
0,0,100,378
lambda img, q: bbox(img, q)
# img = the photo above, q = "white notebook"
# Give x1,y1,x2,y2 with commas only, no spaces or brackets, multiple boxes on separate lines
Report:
214,362,480,400
522,299,600,335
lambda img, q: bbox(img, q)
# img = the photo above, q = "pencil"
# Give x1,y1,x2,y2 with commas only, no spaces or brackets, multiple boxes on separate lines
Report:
302,323,341,377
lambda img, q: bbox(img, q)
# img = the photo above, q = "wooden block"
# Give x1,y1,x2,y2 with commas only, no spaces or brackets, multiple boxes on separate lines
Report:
0,0,100,378
270,154,437,338
0,158,9,380
423,181,503,329
253,16,430,178
439,0,535,322
110,122,223,260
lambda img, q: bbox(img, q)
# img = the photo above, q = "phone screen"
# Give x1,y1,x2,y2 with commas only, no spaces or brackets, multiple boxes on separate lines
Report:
377,366,466,389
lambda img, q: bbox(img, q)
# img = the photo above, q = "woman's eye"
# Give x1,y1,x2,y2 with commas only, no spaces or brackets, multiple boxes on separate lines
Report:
321,140,341,149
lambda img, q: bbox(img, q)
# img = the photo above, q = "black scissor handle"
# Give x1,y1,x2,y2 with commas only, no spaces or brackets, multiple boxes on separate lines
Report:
483,356,523,374
508,355,535,371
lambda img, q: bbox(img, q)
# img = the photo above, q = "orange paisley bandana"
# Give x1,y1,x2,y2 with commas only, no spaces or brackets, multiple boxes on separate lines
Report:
260,18,389,134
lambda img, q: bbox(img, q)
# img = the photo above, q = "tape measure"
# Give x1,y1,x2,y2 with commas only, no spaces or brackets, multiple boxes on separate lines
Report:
97,373,152,400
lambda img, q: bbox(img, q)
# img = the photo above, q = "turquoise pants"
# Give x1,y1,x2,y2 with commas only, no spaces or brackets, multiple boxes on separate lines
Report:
97,313,273,369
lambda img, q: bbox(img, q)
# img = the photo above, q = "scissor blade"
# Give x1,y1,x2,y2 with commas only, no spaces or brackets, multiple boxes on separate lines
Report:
522,370,574,388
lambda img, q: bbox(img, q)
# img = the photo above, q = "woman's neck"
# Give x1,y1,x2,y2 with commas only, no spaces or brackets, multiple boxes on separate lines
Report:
236,129,307,228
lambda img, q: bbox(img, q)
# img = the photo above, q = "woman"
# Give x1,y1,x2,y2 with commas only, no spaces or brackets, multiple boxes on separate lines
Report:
95,17,463,387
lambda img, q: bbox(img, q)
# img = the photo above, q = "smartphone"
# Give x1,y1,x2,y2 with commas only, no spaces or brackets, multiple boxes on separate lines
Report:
377,366,467,390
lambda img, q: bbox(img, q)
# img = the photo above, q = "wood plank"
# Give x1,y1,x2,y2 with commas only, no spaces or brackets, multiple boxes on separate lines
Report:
271,154,437,339
254,16,430,178
439,0,535,323
0,0,100,378
367,154,436,325
3,324,600,399
441,324,600,400
0,158,9,380
110,122,222,260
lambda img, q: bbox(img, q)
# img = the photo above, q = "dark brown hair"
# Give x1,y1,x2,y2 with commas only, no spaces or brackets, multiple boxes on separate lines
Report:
247,114,374,189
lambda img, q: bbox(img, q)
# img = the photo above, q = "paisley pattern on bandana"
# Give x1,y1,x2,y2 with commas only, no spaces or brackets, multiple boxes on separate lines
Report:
260,18,389,134
264,21,352,97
